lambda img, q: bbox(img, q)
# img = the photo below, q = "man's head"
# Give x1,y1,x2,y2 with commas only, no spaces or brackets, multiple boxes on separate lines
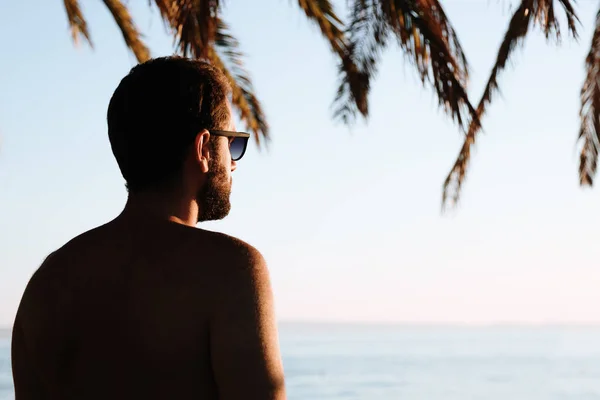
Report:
107,56,248,222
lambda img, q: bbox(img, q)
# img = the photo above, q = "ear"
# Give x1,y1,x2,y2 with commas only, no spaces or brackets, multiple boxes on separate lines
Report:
194,130,211,174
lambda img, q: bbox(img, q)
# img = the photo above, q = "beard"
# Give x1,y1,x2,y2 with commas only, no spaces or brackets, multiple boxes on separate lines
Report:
196,156,232,222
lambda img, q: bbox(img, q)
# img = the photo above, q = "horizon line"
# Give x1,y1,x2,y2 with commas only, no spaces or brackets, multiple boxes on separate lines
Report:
2,320,599,333
277,319,600,326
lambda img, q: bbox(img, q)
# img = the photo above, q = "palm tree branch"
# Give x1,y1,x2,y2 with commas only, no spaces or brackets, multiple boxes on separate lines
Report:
102,0,150,62
335,0,477,128
297,0,346,53
381,0,478,130
558,0,580,38
332,0,388,124
63,0,93,47
417,0,469,84
578,8,600,185
154,0,219,59
442,0,580,208
209,20,268,146
296,0,371,127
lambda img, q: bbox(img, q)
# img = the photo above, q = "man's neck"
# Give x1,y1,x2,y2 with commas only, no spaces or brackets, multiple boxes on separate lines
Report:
120,190,199,227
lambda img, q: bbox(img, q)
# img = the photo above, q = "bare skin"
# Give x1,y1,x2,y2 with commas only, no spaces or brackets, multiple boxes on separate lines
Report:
12,131,286,399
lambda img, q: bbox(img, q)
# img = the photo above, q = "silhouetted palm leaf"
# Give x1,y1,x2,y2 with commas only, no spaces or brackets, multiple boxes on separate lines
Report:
155,0,220,59
442,0,579,209
297,0,345,53
64,0,92,47
578,8,600,186
335,0,478,130
103,0,150,62
296,0,369,127
208,19,268,145
333,0,386,124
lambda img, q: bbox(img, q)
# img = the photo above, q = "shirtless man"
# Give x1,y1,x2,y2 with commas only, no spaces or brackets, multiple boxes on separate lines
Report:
11,56,286,400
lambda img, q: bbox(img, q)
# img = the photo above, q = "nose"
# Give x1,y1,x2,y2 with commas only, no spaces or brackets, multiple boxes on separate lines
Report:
231,160,237,172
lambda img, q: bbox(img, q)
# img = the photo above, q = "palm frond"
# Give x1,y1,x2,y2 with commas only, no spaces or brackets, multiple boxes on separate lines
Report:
103,0,151,62
383,0,477,128
335,0,477,128
333,0,387,124
297,0,346,53
63,0,92,47
209,19,268,146
557,0,579,38
578,8,600,185
442,0,580,209
418,0,469,85
296,0,370,126
152,0,176,24
154,0,220,59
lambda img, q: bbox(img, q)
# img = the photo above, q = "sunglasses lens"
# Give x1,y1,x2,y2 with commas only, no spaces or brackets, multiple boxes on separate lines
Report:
230,137,248,161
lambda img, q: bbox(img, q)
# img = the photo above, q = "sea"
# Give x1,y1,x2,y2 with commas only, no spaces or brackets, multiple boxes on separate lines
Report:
1,323,600,399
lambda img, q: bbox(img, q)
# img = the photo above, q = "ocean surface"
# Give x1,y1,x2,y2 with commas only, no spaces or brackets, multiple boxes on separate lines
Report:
1,324,600,399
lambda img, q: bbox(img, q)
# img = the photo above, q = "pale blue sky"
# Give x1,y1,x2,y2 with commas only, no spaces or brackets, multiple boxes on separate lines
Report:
1,1,599,326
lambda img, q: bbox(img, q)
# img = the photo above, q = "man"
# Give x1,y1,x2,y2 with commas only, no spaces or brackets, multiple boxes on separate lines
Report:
11,56,286,400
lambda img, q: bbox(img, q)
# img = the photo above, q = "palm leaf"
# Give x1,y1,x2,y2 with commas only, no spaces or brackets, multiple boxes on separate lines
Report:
154,0,220,59
296,0,369,126
416,0,469,84
442,0,579,209
387,0,476,128
557,0,579,37
333,0,387,124
103,0,151,62
63,0,92,47
336,0,477,129
208,19,268,145
578,8,600,185
297,0,346,53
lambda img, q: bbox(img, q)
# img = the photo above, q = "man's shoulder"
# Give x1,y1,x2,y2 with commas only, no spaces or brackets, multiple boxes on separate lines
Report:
193,228,266,267
17,226,108,322
198,231,273,319
28,223,113,283
46,223,108,257
185,229,268,289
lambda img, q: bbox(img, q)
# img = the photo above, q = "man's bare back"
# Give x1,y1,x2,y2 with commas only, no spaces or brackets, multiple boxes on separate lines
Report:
12,217,284,399
11,57,285,399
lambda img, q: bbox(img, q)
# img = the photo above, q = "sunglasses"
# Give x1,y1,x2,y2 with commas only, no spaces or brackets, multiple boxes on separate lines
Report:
209,130,251,161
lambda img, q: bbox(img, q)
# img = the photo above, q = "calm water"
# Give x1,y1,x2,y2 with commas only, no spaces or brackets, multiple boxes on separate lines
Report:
1,324,600,399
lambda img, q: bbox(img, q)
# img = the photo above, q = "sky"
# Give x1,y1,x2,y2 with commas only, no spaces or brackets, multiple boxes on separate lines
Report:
1,1,600,327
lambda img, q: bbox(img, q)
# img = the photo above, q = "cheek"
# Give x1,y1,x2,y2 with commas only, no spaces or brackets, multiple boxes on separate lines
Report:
225,140,234,161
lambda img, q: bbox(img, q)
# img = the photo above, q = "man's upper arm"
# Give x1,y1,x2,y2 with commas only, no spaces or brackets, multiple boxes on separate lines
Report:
12,315,44,399
209,244,285,400
12,252,70,399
